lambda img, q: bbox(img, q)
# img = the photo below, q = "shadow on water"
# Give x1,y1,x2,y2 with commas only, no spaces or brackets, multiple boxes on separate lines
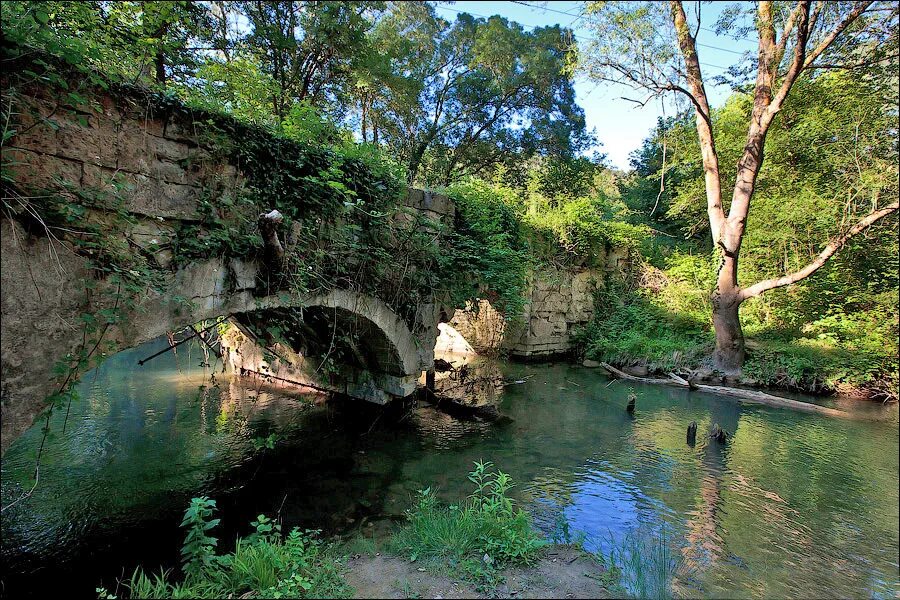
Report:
2,337,898,599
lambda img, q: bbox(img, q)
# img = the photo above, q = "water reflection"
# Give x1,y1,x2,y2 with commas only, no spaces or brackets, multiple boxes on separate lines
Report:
1,339,898,599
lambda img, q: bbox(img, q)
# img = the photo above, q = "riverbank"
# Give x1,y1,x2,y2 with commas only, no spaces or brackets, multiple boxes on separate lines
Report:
95,462,619,599
343,545,612,599
574,262,898,404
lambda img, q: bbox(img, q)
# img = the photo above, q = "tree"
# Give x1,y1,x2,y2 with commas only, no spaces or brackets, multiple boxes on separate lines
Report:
2,1,213,87
239,1,381,119
582,1,899,371
360,8,589,185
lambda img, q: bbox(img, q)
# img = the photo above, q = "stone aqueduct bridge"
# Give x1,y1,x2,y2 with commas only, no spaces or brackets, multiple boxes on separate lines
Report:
0,71,624,455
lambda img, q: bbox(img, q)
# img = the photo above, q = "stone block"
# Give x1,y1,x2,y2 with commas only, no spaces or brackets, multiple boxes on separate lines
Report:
128,220,175,251
3,147,81,192
147,135,194,162
148,158,190,185
229,258,258,291
81,163,128,195
55,115,118,168
120,173,201,220
117,124,155,173
10,120,58,156
162,119,202,144
528,318,565,339
153,248,174,269
176,257,227,304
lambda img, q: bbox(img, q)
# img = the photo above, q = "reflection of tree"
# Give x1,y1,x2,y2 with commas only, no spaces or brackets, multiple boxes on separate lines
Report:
681,400,740,576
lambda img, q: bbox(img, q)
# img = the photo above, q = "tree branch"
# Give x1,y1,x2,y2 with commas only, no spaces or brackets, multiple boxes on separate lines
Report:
773,2,805,69
669,0,725,243
802,1,875,70
740,202,899,299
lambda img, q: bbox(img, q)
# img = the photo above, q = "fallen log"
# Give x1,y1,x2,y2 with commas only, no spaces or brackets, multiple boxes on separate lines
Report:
599,362,854,419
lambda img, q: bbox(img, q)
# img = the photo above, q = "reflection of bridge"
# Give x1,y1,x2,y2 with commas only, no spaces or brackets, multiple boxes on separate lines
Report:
0,62,618,454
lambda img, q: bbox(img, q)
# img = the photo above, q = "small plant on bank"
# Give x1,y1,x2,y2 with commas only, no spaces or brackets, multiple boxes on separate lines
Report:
99,498,350,599
596,526,687,600
390,461,544,588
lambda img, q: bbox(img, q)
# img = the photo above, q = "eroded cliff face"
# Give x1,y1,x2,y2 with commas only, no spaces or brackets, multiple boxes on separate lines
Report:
446,247,631,360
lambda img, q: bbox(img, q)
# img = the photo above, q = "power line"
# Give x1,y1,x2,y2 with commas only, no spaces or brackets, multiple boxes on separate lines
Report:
507,0,758,52
434,2,734,72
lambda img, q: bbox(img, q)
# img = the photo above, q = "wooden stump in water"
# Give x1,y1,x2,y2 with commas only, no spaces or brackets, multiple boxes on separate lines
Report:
709,423,728,443
687,421,697,446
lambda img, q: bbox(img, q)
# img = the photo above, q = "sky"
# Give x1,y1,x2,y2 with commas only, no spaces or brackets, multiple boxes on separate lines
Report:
433,1,759,170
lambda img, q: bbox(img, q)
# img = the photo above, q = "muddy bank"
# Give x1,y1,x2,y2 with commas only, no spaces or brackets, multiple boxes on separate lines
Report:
343,545,613,599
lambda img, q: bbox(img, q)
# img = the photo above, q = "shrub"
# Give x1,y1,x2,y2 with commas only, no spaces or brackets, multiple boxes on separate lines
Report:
391,461,544,586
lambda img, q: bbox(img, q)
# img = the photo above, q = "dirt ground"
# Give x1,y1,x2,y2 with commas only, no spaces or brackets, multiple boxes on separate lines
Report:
343,545,615,599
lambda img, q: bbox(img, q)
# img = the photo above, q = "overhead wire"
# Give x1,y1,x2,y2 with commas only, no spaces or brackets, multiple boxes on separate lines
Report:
433,2,740,72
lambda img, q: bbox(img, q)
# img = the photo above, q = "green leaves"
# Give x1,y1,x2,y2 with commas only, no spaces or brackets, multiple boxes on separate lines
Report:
117,499,349,598
180,496,220,578
394,461,544,589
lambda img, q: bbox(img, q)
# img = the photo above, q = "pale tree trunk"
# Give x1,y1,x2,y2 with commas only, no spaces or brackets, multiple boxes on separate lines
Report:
669,0,889,372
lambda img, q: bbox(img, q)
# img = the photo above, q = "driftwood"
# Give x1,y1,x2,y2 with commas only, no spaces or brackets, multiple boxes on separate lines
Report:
137,318,228,365
709,423,728,442
626,393,636,414
599,362,854,419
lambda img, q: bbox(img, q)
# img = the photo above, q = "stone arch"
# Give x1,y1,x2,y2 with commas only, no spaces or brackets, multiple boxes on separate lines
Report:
300,289,421,377
0,232,429,451
222,292,424,405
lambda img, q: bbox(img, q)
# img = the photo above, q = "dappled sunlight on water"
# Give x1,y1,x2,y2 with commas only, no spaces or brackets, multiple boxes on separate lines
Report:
2,338,898,598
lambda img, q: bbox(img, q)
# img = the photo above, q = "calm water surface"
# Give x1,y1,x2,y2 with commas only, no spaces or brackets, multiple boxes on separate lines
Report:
2,338,898,598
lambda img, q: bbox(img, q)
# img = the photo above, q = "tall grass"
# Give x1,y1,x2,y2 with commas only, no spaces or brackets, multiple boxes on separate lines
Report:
596,526,687,600
97,499,350,599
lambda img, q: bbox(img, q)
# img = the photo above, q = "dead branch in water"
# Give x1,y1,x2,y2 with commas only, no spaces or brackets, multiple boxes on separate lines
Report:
598,362,855,419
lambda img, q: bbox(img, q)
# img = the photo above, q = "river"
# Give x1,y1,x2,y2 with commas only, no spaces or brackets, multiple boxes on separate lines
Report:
1,336,898,598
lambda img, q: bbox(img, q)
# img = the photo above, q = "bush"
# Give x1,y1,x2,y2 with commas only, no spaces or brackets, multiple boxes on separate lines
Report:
575,277,712,372
445,181,531,318
390,461,544,586
98,498,350,599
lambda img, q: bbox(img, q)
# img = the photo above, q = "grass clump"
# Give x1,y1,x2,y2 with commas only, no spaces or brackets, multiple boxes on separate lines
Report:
97,497,349,599
595,527,687,600
390,461,544,588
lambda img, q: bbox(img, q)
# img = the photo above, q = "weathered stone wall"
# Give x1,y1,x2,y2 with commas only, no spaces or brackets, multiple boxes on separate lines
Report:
3,84,243,269
448,246,631,359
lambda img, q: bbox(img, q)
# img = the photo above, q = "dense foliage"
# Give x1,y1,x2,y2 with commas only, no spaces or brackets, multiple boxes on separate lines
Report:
0,0,608,329
582,69,899,399
390,461,544,588
1,1,588,186
2,0,896,399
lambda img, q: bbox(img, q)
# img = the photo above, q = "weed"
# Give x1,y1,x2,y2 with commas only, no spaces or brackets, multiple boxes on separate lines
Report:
104,498,350,599
596,526,687,600
390,461,544,589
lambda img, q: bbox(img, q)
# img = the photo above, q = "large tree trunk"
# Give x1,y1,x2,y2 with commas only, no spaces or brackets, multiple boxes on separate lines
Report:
711,292,745,372
711,231,746,371
666,1,890,374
